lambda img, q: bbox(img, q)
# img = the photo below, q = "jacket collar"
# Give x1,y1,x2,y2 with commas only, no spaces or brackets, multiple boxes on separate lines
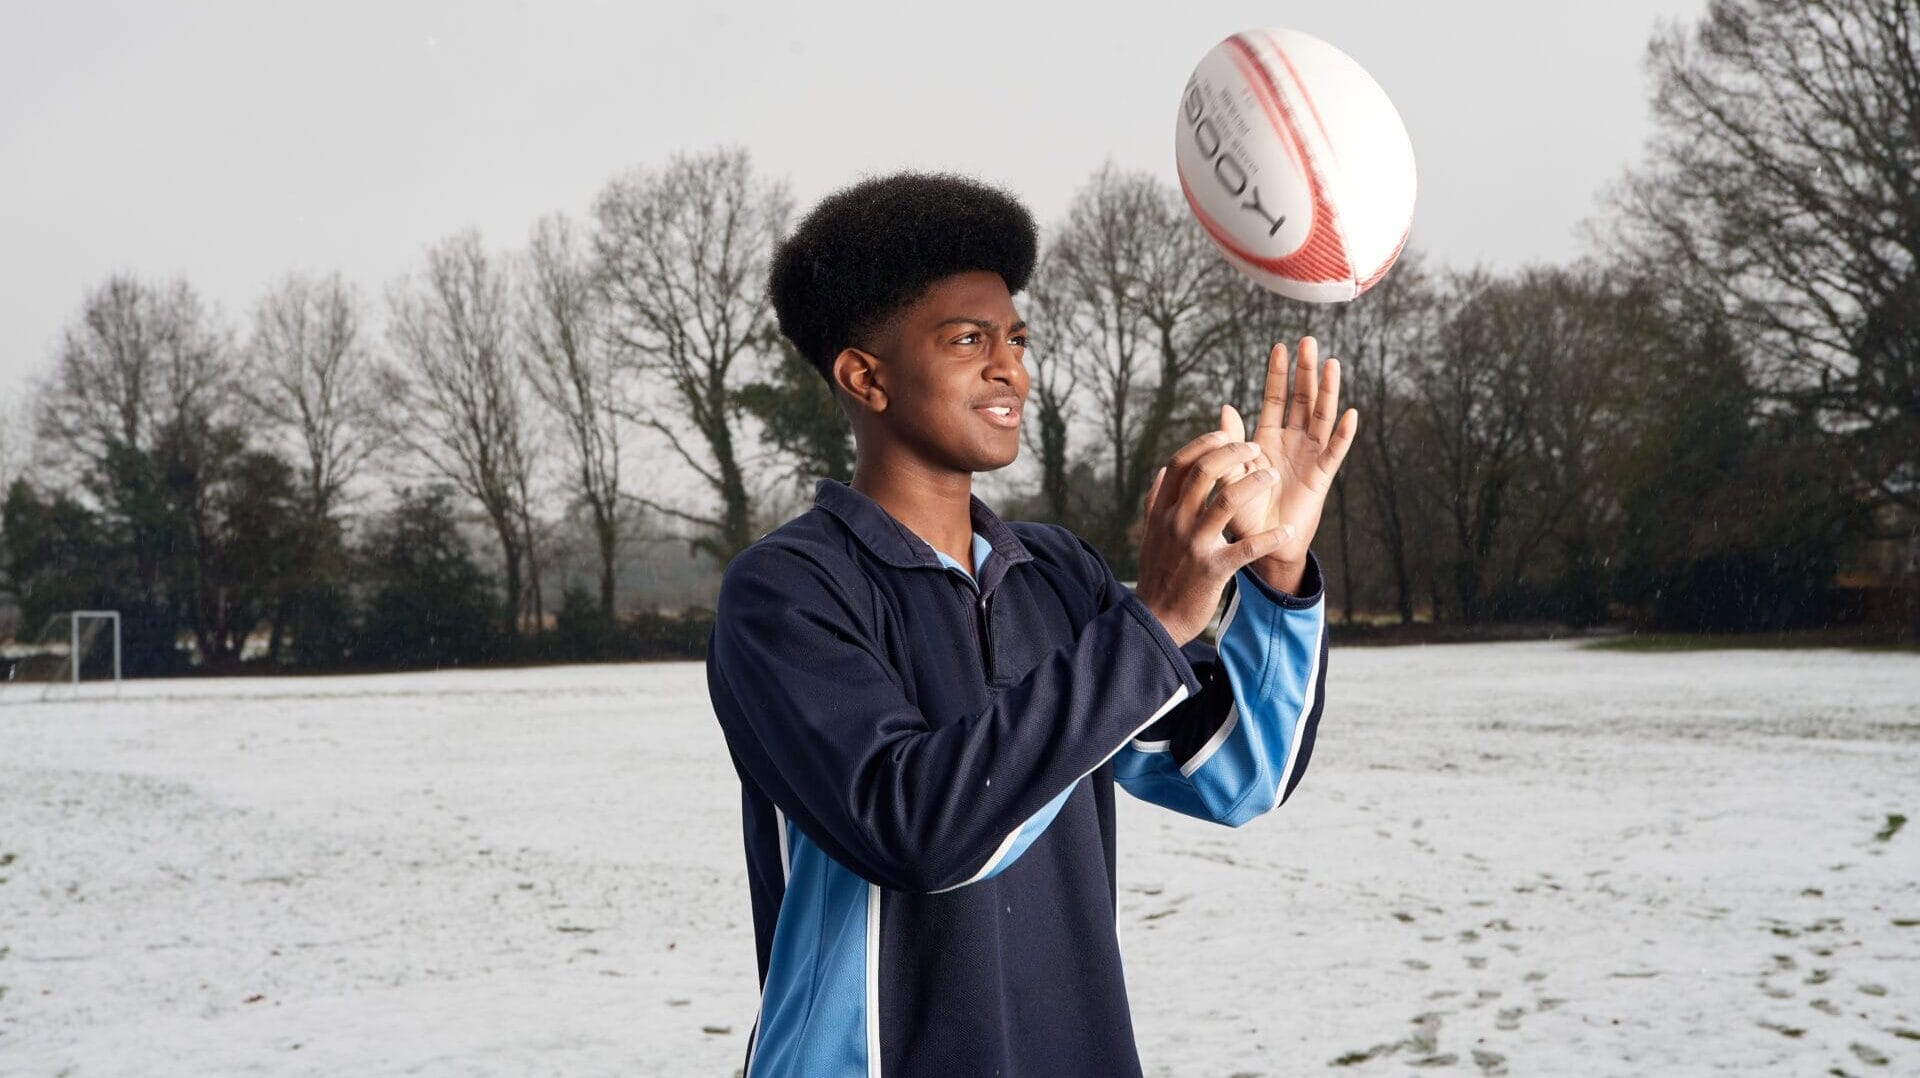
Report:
813,477,1034,578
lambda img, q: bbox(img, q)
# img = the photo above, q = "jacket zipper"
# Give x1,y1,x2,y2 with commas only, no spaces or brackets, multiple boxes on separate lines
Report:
975,590,996,682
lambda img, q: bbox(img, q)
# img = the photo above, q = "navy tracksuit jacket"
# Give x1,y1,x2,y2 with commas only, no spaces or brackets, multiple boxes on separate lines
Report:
705,477,1329,1076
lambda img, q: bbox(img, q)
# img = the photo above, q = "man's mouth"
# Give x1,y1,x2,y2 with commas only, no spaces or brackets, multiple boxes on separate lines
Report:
975,403,1021,429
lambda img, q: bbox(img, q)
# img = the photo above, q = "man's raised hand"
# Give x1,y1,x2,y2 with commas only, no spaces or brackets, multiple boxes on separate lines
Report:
1216,336,1359,587
1132,429,1295,647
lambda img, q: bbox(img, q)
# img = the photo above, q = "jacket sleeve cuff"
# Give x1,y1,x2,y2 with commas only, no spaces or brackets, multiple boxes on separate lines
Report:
1237,549,1326,611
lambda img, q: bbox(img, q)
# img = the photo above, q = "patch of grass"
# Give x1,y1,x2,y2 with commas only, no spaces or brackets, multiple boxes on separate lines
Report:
1849,1042,1889,1066
1873,814,1906,843
1331,1044,1393,1066
1584,627,1919,653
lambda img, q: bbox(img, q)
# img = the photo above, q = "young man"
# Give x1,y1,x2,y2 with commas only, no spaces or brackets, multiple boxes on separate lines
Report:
704,173,1356,1076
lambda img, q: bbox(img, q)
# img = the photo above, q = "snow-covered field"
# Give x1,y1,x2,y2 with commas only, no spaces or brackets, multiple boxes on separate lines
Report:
2,641,1916,1076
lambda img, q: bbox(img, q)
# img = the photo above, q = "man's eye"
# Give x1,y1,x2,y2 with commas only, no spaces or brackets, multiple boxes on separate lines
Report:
1010,334,1029,348
955,333,980,346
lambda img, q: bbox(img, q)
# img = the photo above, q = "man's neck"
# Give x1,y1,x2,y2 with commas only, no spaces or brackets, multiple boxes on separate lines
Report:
850,453,976,569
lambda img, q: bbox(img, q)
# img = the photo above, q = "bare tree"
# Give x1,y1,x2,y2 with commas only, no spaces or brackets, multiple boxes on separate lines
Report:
0,395,28,494
0,395,32,637
1021,246,1083,525
386,231,541,638
1606,0,1920,514
36,275,231,474
1038,165,1235,567
521,213,628,622
592,146,792,567
1408,270,1537,624
1402,267,1658,626
30,275,241,642
1493,268,1652,610
243,272,383,522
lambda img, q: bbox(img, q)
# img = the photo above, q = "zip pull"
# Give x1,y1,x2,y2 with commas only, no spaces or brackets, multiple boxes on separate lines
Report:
976,591,995,681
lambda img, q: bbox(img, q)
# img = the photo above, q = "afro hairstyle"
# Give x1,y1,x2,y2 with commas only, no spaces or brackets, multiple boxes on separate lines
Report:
768,171,1038,386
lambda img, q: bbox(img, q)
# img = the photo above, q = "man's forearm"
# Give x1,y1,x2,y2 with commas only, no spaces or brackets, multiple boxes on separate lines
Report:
1251,556,1307,598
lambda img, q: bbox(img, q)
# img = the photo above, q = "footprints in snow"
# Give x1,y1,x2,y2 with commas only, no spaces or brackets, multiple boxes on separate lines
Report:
1332,901,1541,1071
1752,884,1910,1072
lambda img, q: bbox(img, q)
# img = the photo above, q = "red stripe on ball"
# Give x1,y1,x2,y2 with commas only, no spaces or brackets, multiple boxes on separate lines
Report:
1217,34,1351,284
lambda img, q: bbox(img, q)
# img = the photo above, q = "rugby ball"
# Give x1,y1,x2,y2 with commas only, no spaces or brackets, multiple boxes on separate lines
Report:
1175,29,1416,303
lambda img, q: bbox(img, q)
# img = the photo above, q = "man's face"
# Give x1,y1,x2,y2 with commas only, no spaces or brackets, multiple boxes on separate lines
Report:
861,269,1030,474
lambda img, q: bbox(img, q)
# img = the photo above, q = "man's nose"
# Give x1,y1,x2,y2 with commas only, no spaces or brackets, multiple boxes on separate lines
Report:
986,340,1026,389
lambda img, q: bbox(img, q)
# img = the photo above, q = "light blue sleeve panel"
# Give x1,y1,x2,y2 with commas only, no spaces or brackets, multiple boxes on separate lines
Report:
1112,555,1328,826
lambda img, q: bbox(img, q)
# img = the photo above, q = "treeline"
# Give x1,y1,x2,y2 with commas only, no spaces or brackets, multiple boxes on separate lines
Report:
1,0,1914,674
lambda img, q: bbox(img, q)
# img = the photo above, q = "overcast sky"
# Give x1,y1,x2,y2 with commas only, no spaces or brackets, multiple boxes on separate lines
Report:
0,0,1708,410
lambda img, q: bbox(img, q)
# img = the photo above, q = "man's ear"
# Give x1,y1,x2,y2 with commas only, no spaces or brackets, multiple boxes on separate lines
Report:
832,347,887,413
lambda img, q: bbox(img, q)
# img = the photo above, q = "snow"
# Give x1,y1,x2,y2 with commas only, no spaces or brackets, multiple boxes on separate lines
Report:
2,641,1916,1076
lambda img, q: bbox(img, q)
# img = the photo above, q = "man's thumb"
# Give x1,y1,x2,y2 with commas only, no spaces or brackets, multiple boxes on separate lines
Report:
1220,403,1246,443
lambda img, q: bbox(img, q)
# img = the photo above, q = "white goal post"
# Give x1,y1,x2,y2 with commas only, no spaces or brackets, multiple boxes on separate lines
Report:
10,610,124,688
65,609,122,683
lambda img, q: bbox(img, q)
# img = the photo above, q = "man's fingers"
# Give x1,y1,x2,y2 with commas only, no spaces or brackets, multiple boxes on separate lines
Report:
1144,465,1167,517
1156,429,1232,511
1220,403,1246,443
1319,408,1359,478
1198,466,1277,536
1287,336,1318,432
1177,441,1263,520
1309,356,1341,445
1168,429,1231,474
1254,342,1288,442
1222,520,1293,568
1222,403,1259,483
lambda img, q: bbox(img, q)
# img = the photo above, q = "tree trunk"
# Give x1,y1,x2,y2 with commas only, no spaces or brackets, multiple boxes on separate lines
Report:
1388,522,1414,625
595,505,618,622
715,417,754,561
1038,402,1071,523
1334,473,1355,626
491,515,524,639
268,593,288,664
521,509,543,634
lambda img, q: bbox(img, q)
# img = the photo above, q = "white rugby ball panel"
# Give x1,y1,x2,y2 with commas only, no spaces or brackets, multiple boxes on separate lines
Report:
1176,35,1352,295
1175,28,1416,303
1175,45,1319,266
